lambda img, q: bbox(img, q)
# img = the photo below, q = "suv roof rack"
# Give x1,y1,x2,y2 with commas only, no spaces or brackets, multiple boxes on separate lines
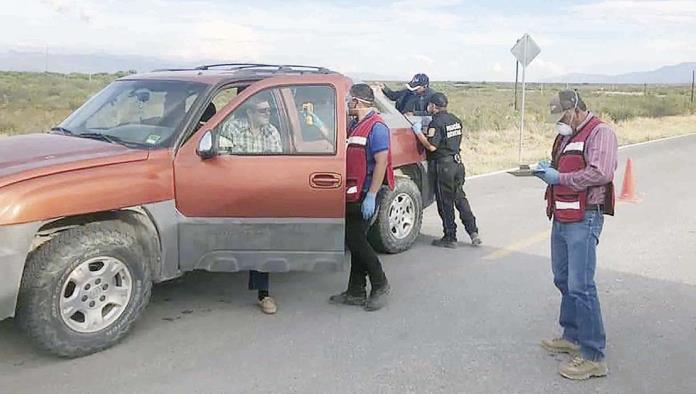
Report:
196,63,332,73
151,63,333,74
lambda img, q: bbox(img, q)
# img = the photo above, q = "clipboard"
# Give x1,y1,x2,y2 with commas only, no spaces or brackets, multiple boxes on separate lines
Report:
507,164,543,177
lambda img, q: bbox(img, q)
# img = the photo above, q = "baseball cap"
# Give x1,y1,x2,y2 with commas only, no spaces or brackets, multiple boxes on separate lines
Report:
548,90,585,122
428,92,448,108
406,73,429,91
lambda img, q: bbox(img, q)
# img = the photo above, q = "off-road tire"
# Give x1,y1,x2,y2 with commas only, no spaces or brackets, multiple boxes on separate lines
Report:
15,221,152,358
369,177,423,254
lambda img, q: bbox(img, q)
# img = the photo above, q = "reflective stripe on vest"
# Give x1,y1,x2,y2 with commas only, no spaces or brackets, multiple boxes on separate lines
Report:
347,136,368,146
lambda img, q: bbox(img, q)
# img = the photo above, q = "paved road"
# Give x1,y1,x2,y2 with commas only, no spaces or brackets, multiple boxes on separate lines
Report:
1,134,695,394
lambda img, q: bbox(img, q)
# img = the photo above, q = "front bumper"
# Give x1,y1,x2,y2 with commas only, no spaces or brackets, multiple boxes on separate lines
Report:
0,222,41,320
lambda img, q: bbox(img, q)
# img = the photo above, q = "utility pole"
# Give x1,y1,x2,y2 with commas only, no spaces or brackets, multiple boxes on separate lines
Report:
519,44,527,164
691,70,694,105
514,61,519,110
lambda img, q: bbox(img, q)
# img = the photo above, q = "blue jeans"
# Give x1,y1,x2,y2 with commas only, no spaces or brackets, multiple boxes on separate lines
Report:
551,210,606,361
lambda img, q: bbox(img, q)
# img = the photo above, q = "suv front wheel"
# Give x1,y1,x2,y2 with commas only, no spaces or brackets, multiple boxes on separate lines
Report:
369,177,423,254
16,222,152,357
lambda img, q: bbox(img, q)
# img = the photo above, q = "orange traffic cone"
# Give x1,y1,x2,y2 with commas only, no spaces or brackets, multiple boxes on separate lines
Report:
618,158,641,203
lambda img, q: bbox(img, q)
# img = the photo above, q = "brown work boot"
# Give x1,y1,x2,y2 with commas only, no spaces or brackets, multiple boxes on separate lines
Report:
541,337,580,355
258,296,277,314
559,356,608,380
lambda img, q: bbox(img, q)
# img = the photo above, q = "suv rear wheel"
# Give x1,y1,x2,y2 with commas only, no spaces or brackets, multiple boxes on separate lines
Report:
369,177,423,254
16,222,152,357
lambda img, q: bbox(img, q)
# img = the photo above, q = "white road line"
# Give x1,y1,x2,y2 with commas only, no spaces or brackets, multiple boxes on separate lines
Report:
467,132,696,181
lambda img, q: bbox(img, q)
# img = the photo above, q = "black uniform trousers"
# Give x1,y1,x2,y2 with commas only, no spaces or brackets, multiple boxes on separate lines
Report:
345,202,387,294
429,158,479,240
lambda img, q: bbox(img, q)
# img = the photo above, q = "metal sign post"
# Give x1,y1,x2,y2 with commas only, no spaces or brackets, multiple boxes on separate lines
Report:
510,34,540,165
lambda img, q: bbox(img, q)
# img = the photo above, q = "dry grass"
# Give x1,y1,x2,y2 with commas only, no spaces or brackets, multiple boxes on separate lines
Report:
461,114,696,175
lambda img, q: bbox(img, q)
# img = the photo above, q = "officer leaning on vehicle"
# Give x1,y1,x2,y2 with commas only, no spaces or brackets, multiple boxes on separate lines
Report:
410,92,481,248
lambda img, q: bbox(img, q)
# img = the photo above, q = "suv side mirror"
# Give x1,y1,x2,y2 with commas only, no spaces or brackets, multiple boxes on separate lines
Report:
196,130,216,160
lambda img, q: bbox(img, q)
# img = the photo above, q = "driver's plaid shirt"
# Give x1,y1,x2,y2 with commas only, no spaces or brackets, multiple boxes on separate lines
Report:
219,117,283,154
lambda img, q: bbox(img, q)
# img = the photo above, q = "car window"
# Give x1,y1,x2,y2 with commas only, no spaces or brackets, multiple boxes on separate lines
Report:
60,80,206,147
216,89,287,155
211,87,239,111
283,85,337,155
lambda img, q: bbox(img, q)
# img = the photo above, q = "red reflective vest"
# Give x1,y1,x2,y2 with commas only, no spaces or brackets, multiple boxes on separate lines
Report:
545,115,615,222
346,112,395,203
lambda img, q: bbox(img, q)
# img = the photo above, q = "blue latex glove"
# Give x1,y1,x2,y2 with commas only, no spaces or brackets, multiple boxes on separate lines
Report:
534,160,552,177
537,167,560,185
362,192,377,220
411,120,423,134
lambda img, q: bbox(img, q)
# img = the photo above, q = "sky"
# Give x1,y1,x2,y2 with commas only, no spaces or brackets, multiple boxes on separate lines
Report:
1,0,695,81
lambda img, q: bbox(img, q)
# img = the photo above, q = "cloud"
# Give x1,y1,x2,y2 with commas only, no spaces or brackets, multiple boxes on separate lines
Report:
174,20,263,61
532,59,566,76
572,0,696,26
4,0,696,81
41,0,98,23
391,0,464,9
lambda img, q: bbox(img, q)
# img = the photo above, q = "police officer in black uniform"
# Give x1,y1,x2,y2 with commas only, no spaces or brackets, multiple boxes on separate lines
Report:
411,92,481,248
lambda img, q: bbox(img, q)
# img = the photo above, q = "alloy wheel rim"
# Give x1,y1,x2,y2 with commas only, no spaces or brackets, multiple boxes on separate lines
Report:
59,256,133,333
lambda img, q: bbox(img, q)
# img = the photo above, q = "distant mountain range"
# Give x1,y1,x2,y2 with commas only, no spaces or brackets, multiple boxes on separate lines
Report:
546,62,696,84
0,50,403,80
0,50,224,74
1,50,694,84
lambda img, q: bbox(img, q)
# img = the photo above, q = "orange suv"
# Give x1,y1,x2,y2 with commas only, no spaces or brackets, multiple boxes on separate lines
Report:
0,64,433,357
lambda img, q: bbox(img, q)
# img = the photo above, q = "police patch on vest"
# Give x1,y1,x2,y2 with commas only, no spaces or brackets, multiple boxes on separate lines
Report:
446,123,462,139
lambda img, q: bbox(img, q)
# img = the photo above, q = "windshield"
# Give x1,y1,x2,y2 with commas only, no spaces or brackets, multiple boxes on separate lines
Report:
60,80,207,148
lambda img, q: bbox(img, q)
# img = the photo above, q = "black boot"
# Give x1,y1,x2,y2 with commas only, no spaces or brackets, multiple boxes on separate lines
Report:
432,236,457,249
470,232,482,247
329,290,367,306
364,280,390,311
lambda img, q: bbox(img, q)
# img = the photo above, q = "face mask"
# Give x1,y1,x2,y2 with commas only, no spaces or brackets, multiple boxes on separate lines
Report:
555,108,576,136
555,122,573,136
551,90,581,136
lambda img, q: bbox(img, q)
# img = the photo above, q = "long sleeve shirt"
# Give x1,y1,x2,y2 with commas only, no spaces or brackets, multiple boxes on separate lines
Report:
557,112,618,204
381,86,434,116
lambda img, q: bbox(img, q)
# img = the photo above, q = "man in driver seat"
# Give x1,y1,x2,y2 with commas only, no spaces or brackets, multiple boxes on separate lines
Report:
218,96,283,314
219,97,283,154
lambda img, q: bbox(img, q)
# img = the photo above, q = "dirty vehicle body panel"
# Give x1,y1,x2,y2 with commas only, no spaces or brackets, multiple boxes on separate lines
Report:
0,65,432,350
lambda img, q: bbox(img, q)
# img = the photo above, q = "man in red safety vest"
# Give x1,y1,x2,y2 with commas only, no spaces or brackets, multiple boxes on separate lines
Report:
330,83,394,312
535,90,618,380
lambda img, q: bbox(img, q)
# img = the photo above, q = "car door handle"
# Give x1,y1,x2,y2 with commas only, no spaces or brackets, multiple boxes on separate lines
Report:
310,173,342,189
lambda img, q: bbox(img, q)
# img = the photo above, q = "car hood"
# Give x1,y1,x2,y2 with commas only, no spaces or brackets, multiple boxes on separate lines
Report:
0,133,149,188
